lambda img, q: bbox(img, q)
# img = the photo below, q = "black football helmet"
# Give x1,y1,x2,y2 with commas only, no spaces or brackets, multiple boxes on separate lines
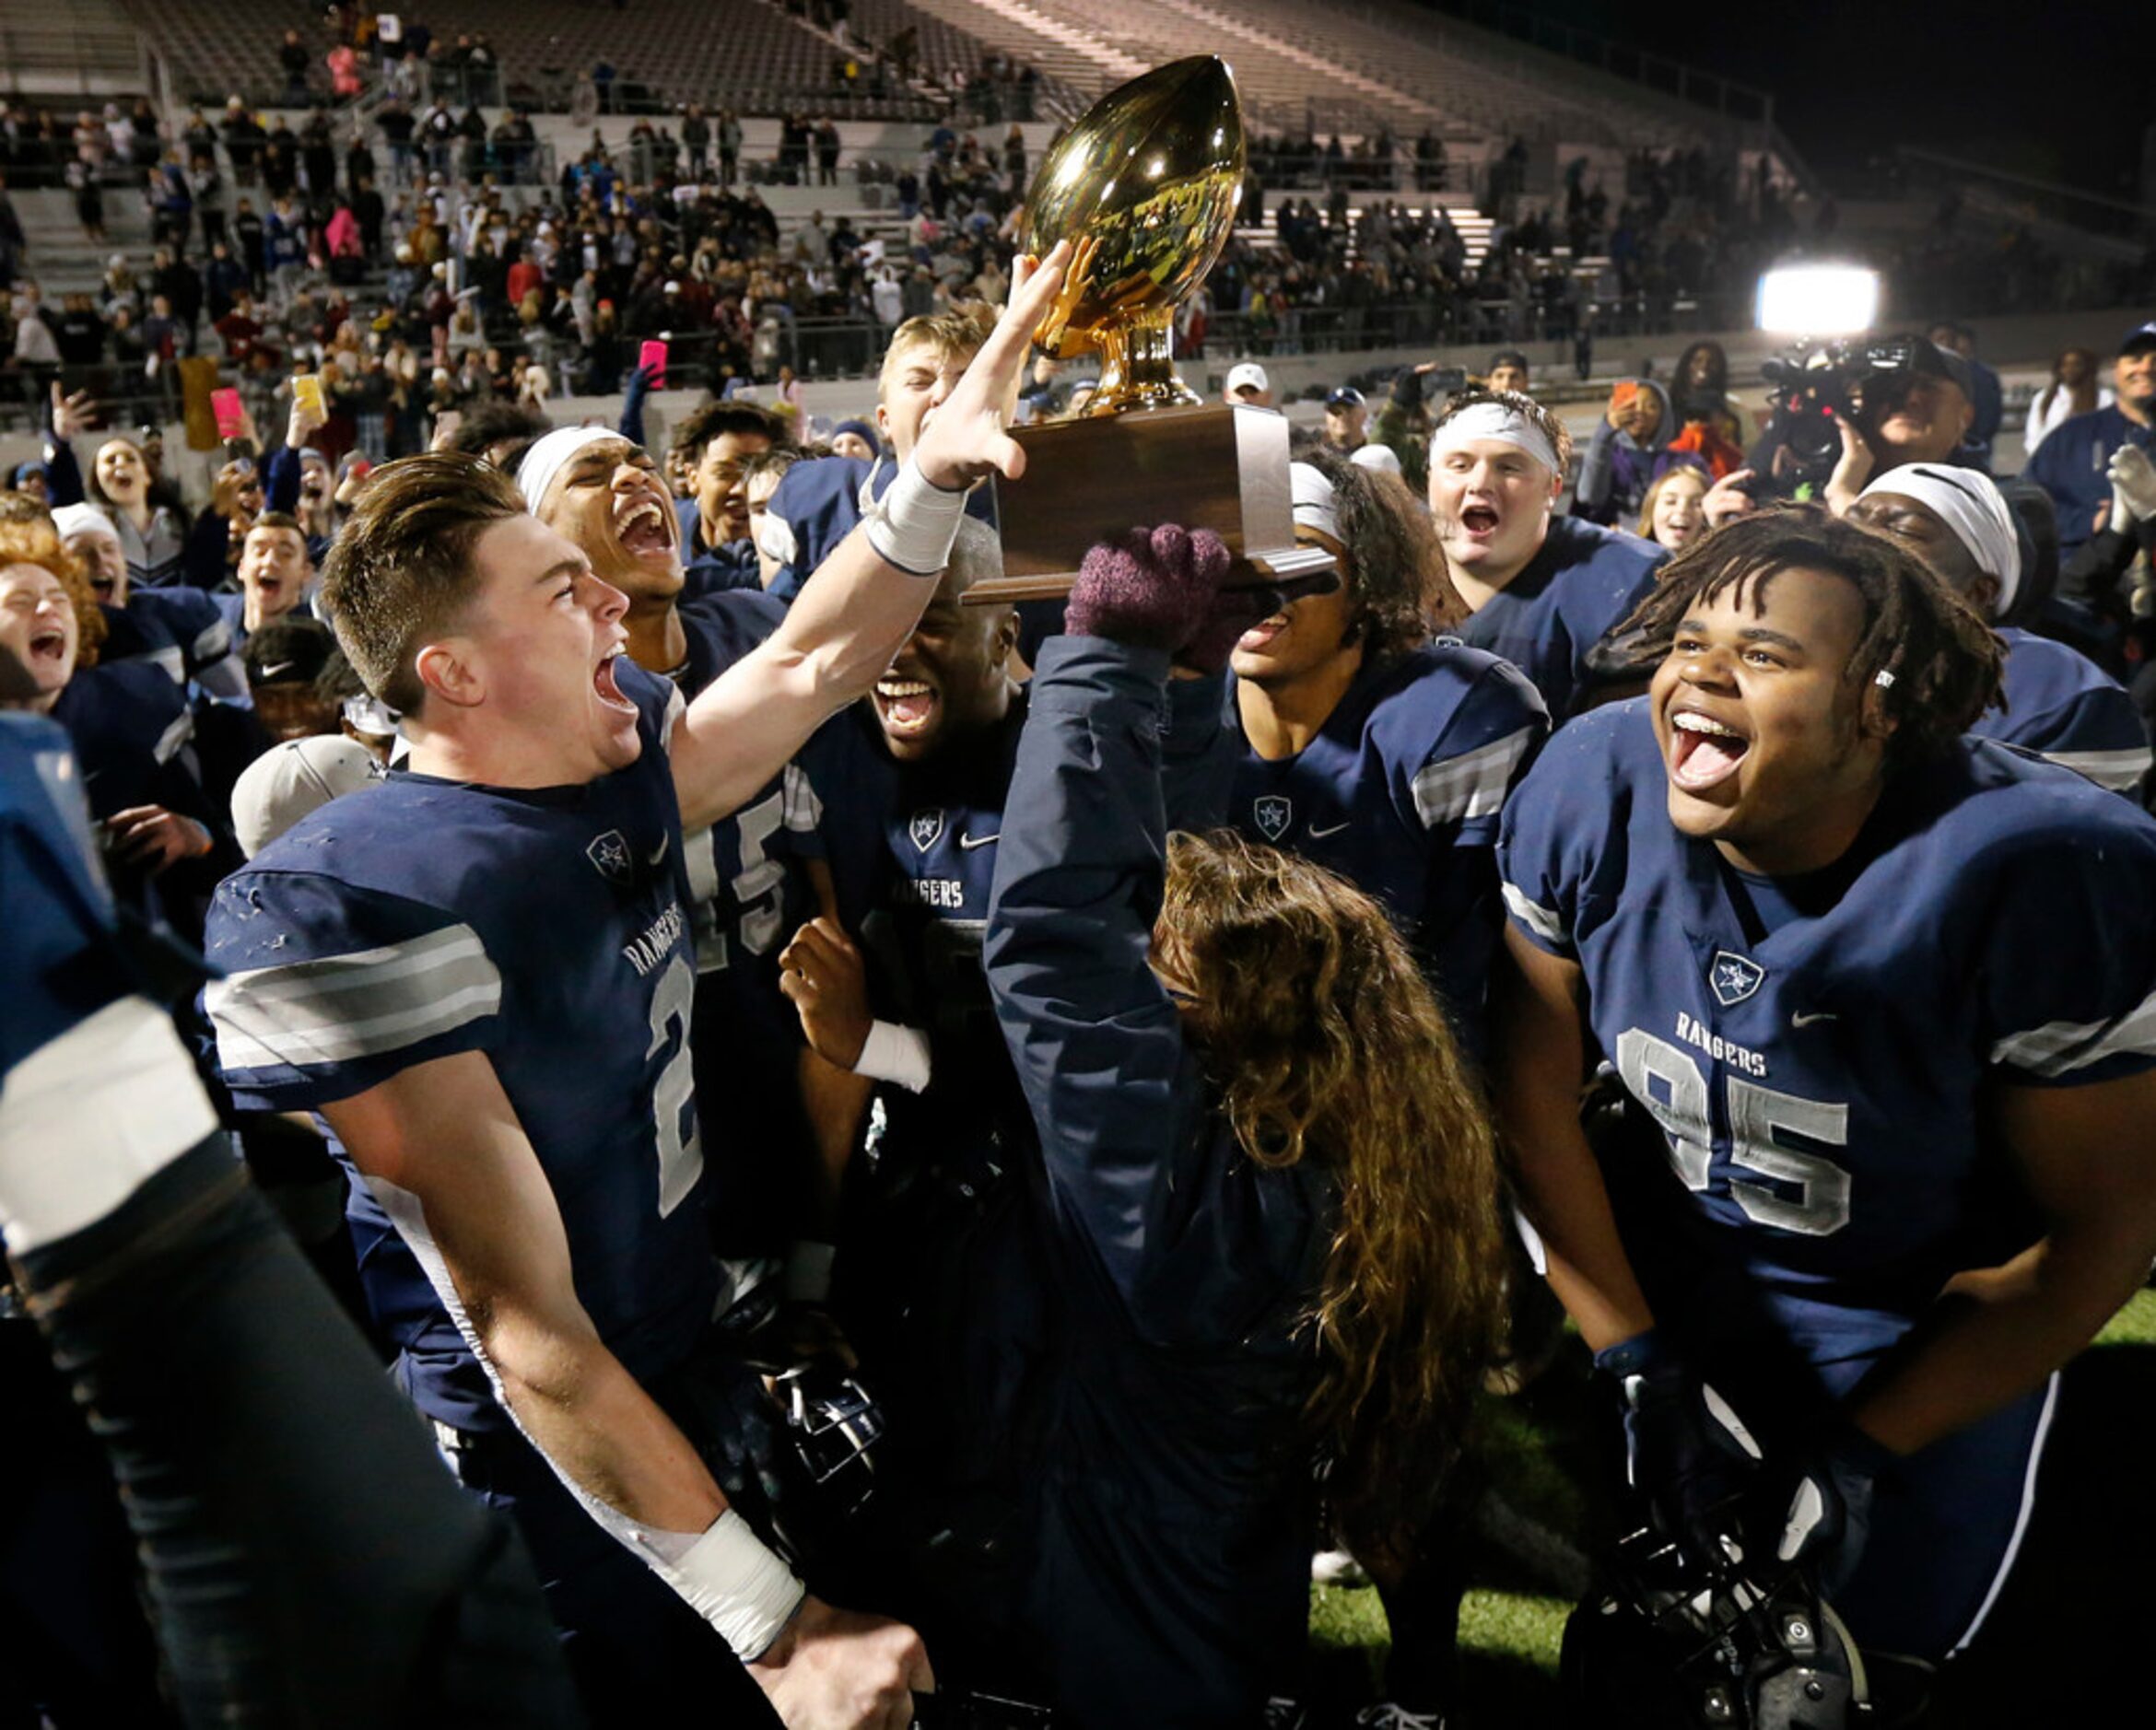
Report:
1562,1519,1872,1729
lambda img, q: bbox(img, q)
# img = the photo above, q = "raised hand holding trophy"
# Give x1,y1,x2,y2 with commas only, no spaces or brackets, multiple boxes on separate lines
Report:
971,56,1337,602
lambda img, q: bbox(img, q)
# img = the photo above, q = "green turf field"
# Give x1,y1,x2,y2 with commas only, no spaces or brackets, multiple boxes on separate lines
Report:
1297,1289,2156,1726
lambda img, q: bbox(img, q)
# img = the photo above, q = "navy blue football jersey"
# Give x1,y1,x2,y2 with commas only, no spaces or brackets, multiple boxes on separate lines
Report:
673,590,822,1014
118,587,247,702
1970,626,2150,795
1226,642,1547,1053
203,662,717,1431
53,659,196,818
1499,698,2156,1365
0,713,129,1087
798,700,1018,1098
764,452,998,604
1456,514,1665,721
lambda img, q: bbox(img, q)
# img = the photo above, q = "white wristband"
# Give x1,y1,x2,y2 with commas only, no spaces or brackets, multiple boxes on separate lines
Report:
855,1019,933,1093
653,1509,806,1660
862,455,968,578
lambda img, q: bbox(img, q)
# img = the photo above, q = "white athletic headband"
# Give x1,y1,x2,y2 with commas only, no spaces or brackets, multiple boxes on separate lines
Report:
1429,401,1560,476
1291,461,1342,546
516,425,626,511
1859,462,2021,614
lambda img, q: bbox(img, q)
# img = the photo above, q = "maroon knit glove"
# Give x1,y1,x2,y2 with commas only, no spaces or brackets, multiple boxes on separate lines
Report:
1066,524,1234,656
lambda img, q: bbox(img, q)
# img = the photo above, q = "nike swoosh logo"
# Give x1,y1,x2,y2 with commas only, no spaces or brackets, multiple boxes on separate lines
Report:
257,660,298,680
1791,1011,1836,1027
959,832,1000,849
648,835,671,868
1307,821,1350,838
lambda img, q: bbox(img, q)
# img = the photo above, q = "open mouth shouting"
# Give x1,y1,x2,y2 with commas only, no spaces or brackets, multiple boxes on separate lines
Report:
614,493,676,563
1666,703,1751,793
1456,500,1502,542
26,623,71,672
873,673,938,742
593,641,638,715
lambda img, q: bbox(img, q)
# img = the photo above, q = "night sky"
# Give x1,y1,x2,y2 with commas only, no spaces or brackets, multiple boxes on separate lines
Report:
1412,0,2150,196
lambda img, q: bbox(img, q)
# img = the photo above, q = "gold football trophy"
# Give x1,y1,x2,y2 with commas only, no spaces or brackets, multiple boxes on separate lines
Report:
973,56,1336,602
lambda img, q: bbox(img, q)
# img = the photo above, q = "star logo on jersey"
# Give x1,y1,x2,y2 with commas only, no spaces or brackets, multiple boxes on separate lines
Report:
586,829,634,884
1708,950,1766,1007
908,808,945,854
1252,794,1293,842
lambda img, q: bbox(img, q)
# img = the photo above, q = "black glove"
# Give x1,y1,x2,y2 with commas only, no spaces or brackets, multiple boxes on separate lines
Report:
1596,1327,1766,1567
1755,1415,1895,1594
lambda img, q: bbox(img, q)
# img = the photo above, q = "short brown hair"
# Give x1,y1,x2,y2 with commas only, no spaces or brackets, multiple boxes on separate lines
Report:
671,400,790,464
319,453,524,716
1432,386,1575,478
877,302,996,402
248,509,309,546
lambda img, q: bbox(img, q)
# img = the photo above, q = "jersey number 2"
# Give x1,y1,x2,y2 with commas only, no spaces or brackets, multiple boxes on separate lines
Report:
646,955,704,1217
1614,1028,1851,1236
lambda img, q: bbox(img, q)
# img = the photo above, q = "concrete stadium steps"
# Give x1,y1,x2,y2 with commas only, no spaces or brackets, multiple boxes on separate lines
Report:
0,5,147,102
1234,195,1496,274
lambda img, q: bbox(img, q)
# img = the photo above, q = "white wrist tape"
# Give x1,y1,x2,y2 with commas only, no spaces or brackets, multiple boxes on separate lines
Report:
855,1019,933,1093
0,996,220,1254
650,1509,806,1660
862,455,967,578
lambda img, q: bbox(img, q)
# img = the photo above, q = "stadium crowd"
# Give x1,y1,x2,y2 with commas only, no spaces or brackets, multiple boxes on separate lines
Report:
6,16,2156,1730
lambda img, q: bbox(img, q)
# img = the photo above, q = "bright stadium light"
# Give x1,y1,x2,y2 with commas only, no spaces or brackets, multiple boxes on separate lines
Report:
1755,265,1881,336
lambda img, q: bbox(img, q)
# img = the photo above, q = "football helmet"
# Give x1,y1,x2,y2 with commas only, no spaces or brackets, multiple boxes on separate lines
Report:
1562,1519,1871,1728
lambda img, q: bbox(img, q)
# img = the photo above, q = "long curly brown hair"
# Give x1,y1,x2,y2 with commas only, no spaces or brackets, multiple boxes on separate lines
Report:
1159,830,1509,1559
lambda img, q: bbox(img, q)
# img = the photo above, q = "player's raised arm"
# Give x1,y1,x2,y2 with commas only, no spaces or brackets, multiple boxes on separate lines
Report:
669,241,1071,834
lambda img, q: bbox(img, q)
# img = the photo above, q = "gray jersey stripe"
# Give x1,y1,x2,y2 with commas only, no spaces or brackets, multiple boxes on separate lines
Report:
1501,881,1569,947
1992,987,2156,1076
2044,746,2151,792
1412,727,1537,829
207,924,501,1071
154,707,194,764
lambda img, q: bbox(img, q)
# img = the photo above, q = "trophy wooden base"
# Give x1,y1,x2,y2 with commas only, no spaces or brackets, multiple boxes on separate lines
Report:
968,403,1335,604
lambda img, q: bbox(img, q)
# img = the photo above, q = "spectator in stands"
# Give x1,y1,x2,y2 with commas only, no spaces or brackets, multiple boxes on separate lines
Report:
12,284,60,368
816,118,842,188
0,171,23,284
1319,386,1367,455
278,29,313,105
829,419,879,463
2025,319,2156,563
1486,349,1529,394
719,109,743,187
1930,321,2002,466
1666,339,1743,477
222,98,265,188
88,436,189,590
261,117,298,202
52,293,107,368
1574,379,1673,527
2026,346,2112,455
1635,460,1709,550
1224,361,1274,408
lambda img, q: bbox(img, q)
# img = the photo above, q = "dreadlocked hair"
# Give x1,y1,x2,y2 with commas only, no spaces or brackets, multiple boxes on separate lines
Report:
1624,503,2004,766
1300,447,1467,645
1159,831,1509,1561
